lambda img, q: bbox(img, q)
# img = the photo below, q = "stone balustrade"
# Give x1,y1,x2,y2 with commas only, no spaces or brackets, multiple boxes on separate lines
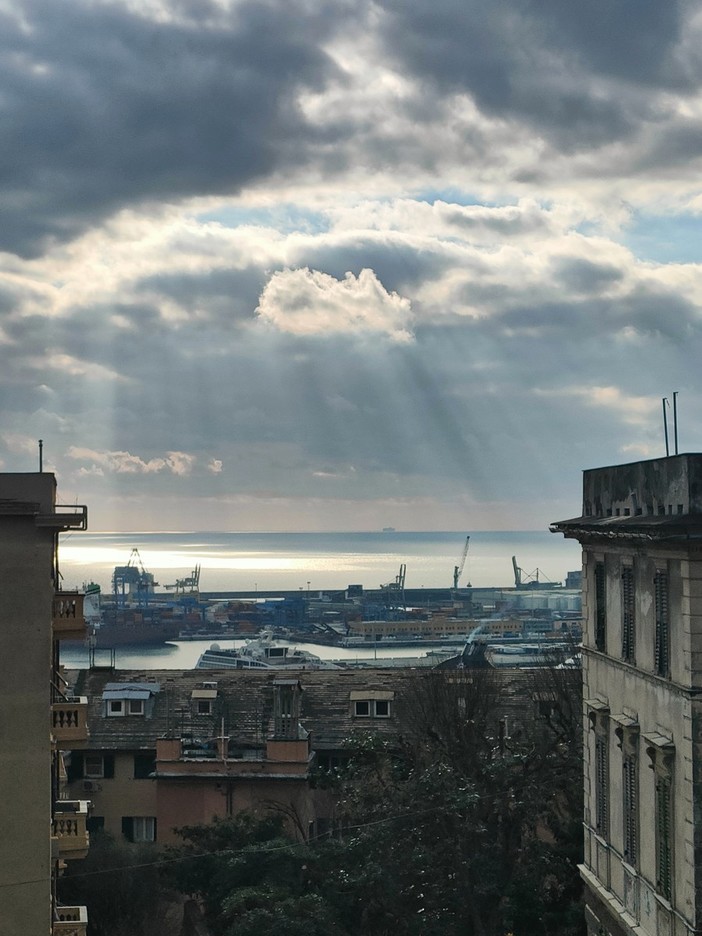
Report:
52,801,90,860
51,698,88,744
52,592,86,640
53,905,88,936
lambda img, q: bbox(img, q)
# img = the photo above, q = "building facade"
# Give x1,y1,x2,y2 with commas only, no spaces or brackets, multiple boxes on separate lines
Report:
0,473,89,936
553,454,702,936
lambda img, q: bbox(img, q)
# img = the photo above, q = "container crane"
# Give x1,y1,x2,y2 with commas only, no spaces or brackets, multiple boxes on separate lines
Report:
453,535,471,590
112,548,157,607
164,564,201,597
380,563,406,611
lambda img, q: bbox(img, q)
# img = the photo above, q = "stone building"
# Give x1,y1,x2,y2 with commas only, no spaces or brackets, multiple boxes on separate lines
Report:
63,663,559,846
553,454,702,936
0,473,89,936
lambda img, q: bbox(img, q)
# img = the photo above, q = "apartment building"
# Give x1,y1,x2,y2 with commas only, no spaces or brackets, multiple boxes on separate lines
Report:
553,454,702,936
0,473,89,936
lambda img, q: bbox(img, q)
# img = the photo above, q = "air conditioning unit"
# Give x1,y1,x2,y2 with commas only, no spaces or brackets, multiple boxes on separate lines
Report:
82,779,101,793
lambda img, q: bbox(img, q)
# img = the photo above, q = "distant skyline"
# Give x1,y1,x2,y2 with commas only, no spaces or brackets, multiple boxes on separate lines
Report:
1,0,701,532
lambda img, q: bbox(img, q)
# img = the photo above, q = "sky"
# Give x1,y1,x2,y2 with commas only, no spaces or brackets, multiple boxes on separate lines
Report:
2,0,702,533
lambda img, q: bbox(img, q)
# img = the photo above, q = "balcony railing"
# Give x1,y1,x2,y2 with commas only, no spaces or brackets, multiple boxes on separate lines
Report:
52,698,89,744
37,504,88,530
53,801,90,860
52,593,86,640
53,905,88,936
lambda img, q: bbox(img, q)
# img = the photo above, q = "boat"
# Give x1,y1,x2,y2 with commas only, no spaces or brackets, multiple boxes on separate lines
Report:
195,631,341,670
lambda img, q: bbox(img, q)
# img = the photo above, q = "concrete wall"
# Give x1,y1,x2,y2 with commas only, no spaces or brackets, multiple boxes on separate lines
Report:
0,474,57,936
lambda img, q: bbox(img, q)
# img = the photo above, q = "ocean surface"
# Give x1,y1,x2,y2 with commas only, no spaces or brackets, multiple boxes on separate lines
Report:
58,530,582,671
60,638,450,671
58,530,581,595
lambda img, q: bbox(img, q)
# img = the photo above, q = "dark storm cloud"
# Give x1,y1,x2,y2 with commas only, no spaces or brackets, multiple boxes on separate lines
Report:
137,267,267,323
0,0,342,256
552,258,624,294
377,0,689,148
289,238,460,294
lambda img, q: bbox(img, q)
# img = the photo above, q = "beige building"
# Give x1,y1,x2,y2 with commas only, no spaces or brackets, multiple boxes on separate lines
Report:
0,473,89,936
553,454,702,936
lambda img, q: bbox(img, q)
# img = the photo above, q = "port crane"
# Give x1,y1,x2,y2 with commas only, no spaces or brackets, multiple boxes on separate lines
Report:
112,548,158,607
453,535,471,590
512,555,553,589
164,564,201,597
380,563,406,611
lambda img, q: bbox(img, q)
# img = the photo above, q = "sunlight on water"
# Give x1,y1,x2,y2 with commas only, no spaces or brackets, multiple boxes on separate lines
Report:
57,531,582,593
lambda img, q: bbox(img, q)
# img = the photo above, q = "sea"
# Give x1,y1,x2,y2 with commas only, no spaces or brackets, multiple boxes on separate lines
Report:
58,529,582,671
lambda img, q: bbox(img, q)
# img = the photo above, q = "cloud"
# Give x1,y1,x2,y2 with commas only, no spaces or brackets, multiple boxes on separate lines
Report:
255,267,414,342
67,447,197,476
1,2,702,532
0,0,340,256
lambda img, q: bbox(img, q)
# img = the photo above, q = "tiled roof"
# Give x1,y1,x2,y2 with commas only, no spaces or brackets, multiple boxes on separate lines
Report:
70,667,418,752
68,665,568,754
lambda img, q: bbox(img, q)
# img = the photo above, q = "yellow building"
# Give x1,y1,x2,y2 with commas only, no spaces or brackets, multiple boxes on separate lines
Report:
0,473,89,936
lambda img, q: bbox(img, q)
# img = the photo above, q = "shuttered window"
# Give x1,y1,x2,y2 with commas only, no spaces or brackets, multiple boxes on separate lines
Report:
656,775,673,900
621,566,635,663
595,731,609,838
595,562,606,652
654,570,670,678
622,751,638,866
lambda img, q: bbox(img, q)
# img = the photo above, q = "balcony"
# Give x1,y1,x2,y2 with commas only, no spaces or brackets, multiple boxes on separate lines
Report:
53,801,90,860
37,503,88,530
52,592,86,640
53,905,88,936
52,698,88,744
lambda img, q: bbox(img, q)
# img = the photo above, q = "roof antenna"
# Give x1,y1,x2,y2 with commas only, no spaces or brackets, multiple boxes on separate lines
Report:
673,391,679,455
39,439,43,472
662,399,669,457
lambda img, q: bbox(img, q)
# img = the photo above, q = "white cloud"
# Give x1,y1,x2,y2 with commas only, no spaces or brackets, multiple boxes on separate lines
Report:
67,447,197,476
256,267,414,342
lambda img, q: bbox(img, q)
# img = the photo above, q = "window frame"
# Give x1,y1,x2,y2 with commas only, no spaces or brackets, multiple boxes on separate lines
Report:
595,730,609,839
353,699,391,718
621,565,635,664
654,568,670,678
84,754,106,779
621,738,639,867
594,561,606,652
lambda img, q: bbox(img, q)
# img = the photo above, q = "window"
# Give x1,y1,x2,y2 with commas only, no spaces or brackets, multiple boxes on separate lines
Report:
594,562,606,652
197,699,213,715
122,816,156,843
654,569,670,678
621,565,635,664
70,753,115,781
85,754,106,779
86,816,105,835
622,745,638,866
353,699,391,718
656,774,673,901
594,723,609,839
133,753,156,779
646,735,675,902
108,697,145,716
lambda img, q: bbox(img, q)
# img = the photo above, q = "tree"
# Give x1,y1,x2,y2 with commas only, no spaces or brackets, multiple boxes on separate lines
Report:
57,831,179,936
165,665,584,936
